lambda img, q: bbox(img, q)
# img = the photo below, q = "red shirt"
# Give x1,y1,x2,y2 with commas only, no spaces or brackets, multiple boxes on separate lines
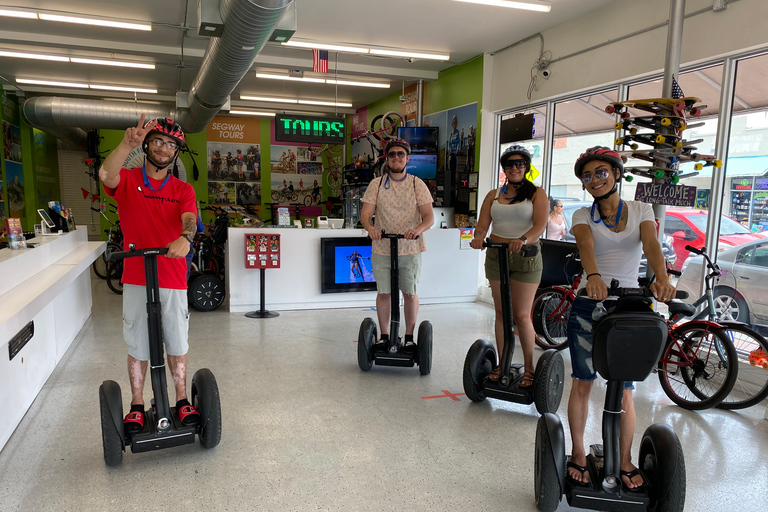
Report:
104,166,197,289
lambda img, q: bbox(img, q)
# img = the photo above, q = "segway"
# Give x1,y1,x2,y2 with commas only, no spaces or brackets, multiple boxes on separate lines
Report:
357,232,432,375
99,246,222,466
534,282,687,512
463,239,565,414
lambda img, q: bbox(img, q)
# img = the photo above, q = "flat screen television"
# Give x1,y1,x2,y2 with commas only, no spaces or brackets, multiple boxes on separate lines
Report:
397,126,439,180
320,237,377,293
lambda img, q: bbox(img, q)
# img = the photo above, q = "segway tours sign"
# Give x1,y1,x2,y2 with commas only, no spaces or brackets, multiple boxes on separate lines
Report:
634,182,696,207
275,114,345,145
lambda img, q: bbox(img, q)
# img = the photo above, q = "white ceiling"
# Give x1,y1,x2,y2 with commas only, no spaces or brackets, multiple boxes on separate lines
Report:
0,0,617,115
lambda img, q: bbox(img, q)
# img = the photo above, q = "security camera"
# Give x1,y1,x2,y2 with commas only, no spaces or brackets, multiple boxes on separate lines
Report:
541,69,551,79
406,58,415,63
399,95,408,103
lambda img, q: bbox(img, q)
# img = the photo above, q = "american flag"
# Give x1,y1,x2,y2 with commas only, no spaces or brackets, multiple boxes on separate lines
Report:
312,49,328,73
671,77,684,99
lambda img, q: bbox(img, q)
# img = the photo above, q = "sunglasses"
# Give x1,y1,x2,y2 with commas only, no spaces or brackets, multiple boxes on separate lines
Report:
503,159,526,170
388,150,407,158
579,167,612,184
149,138,178,150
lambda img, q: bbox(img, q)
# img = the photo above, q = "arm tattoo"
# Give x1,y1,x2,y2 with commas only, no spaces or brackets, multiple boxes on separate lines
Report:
182,216,196,235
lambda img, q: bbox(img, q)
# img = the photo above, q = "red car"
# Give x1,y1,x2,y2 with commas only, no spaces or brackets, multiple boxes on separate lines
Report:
663,208,768,270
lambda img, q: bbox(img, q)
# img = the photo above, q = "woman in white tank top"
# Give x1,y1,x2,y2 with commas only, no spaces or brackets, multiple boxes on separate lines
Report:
470,145,548,386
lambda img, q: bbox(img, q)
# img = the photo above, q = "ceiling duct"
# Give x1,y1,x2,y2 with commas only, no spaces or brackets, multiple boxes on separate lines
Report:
21,0,293,147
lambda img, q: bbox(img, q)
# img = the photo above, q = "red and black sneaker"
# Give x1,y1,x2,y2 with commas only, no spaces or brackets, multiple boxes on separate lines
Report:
123,406,145,433
177,399,200,426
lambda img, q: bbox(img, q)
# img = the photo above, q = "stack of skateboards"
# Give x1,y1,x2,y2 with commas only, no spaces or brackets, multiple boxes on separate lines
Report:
606,97,721,183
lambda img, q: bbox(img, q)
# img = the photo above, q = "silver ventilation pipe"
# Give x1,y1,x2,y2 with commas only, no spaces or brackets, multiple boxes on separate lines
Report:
179,0,293,133
21,0,293,145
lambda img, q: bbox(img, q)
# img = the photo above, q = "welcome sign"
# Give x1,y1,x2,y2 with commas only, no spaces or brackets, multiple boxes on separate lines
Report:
634,182,697,207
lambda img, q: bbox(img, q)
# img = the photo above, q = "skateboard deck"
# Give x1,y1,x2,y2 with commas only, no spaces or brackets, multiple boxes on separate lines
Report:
616,134,703,150
606,97,704,118
620,150,721,167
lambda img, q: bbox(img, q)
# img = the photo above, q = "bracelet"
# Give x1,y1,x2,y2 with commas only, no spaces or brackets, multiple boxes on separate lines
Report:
586,273,601,280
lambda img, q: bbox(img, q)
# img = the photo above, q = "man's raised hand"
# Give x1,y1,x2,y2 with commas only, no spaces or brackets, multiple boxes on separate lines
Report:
123,113,156,148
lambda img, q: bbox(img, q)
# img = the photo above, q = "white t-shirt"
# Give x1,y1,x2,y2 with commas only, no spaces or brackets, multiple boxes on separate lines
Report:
570,200,655,288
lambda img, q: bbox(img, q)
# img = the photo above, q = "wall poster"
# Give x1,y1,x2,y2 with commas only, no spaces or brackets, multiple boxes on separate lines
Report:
2,93,24,220
206,117,262,213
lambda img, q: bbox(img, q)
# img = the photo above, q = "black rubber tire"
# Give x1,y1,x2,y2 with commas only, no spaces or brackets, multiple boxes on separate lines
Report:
711,287,750,323
370,114,385,132
417,321,432,376
640,424,686,512
188,274,225,312
92,253,108,279
99,384,123,467
534,351,565,415
715,322,768,410
534,415,562,512
658,323,738,410
192,369,222,449
462,345,494,402
357,318,376,371
106,259,123,295
532,288,571,351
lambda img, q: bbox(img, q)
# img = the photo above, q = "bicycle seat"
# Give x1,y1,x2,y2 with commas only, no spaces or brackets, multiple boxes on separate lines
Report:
667,301,696,318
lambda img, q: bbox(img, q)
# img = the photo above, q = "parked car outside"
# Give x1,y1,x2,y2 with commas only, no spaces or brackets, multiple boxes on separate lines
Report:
676,238,768,327
559,202,676,280
663,208,768,271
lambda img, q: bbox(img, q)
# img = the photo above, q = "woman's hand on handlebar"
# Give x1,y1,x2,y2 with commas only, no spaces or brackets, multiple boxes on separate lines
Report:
470,237,485,250
585,274,609,301
166,236,191,258
507,238,525,254
650,279,677,303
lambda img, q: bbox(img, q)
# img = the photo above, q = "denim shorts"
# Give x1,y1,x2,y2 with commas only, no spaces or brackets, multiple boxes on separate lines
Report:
123,284,190,361
371,252,422,295
567,296,634,390
484,241,543,284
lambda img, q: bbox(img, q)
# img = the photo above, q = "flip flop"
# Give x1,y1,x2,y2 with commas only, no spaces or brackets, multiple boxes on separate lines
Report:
178,402,200,426
519,369,535,388
487,367,501,382
123,409,144,433
566,460,590,487
620,468,648,493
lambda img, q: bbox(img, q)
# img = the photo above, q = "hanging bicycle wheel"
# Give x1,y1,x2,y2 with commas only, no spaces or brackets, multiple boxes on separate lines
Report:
715,322,768,410
326,169,343,189
657,322,738,410
370,111,405,139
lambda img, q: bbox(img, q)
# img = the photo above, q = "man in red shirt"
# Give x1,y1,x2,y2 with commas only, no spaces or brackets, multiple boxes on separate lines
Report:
100,114,200,432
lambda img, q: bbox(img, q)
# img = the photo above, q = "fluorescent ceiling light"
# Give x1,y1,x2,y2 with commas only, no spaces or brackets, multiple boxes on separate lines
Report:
298,100,353,107
38,13,151,31
256,73,325,84
89,84,157,93
240,95,298,104
71,57,155,69
17,78,88,88
452,0,551,12
282,40,369,53
369,49,450,61
325,79,390,89
0,9,37,19
0,50,69,62
229,110,276,117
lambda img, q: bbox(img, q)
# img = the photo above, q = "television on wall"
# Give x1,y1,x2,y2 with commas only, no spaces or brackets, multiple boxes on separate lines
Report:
397,126,439,180
320,237,377,294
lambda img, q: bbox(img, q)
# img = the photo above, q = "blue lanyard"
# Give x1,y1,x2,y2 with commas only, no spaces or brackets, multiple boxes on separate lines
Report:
383,171,407,189
142,162,170,191
500,183,517,201
591,199,623,229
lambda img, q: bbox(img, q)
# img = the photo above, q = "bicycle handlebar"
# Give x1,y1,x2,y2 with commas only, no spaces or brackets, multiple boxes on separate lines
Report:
684,244,721,275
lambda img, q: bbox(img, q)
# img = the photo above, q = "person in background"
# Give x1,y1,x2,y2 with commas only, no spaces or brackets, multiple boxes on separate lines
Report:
470,145,547,387
546,198,568,240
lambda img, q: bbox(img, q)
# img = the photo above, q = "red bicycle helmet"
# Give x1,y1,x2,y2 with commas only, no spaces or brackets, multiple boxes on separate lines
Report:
384,138,411,155
143,118,186,151
574,146,624,177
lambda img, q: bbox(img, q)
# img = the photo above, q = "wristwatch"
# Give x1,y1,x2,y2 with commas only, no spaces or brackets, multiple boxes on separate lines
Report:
519,235,528,245
182,232,194,243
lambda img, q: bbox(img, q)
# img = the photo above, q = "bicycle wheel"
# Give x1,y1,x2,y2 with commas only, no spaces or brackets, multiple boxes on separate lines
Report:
271,190,280,201
657,322,738,410
326,169,342,189
715,322,768,410
380,111,405,138
92,253,108,279
532,287,571,351
106,260,124,295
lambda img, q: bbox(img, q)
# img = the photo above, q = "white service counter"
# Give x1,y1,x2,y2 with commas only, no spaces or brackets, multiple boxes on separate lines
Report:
0,228,104,452
227,227,481,312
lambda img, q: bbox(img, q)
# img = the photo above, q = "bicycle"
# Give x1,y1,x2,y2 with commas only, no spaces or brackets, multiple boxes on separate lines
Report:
352,111,406,177
90,206,123,280
271,188,298,203
531,250,581,351
320,144,344,190
674,244,768,410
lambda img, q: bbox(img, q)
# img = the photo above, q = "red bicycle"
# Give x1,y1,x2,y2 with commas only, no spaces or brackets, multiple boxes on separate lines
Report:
531,250,581,351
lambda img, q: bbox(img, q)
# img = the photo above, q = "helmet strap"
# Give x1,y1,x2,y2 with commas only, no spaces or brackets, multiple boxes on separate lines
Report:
508,179,525,188
593,184,618,206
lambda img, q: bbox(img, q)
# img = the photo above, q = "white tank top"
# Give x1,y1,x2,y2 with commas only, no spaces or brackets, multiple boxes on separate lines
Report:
490,187,534,239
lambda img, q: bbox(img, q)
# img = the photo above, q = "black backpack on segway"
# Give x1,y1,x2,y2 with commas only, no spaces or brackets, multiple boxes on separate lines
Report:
534,282,687,512
357,232,432,375
462,239,565,414
99,246,222,466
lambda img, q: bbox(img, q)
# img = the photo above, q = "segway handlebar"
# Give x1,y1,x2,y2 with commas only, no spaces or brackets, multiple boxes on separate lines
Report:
482,238,538,256
107,246,169,262
378,230,419,240
577,279,688,301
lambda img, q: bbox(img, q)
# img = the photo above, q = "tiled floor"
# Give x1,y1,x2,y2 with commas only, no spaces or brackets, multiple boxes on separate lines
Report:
1,278,766,511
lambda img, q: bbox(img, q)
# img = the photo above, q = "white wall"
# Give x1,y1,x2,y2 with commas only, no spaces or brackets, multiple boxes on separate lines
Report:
490,0,768,113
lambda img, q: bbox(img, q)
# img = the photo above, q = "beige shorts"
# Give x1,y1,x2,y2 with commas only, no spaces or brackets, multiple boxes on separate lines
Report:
123,284,189,361
371,252,422,295
484,242,543,284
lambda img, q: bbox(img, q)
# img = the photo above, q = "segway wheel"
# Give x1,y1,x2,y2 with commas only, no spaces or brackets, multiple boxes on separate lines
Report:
534,350,565,415
640,423,686,512
188,274,225,312
534,415,562,512
462,339,496,402
192,369,222,449
99,381,124,467
357,318,376,371
417,320,432,376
